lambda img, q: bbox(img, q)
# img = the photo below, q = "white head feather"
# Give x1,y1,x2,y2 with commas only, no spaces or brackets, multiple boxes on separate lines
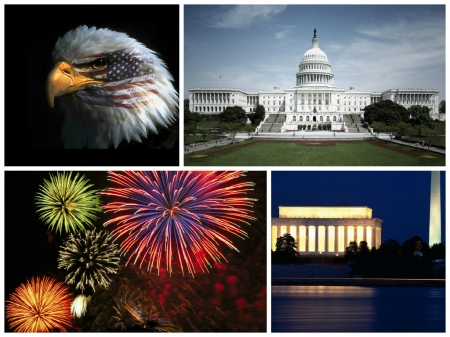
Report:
52,25,178,149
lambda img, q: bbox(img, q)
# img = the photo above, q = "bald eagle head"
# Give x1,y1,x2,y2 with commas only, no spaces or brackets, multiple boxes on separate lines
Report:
46,25,178,149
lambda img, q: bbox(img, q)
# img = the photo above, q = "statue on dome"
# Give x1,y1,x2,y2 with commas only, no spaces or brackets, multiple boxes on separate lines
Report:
314,28,317,38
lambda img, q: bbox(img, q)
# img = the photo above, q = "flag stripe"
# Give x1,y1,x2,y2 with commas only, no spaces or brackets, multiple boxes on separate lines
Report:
73,49,157,109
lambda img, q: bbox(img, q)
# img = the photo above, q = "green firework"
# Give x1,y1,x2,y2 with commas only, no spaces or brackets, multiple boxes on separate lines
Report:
35,172,101,234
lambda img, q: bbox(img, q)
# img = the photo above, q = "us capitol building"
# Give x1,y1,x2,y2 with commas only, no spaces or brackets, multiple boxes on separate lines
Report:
189,29,440,131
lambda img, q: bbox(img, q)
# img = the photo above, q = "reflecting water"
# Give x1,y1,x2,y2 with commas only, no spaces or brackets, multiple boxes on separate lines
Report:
272,285,445,332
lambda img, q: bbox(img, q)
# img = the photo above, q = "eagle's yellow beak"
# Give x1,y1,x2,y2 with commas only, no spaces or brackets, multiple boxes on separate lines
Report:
45,61,103,108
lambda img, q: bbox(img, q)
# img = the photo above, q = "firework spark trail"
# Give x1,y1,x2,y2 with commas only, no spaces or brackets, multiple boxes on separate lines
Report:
58,229,121,292
35,172,102,235
6,276,73,332
101,171,257,276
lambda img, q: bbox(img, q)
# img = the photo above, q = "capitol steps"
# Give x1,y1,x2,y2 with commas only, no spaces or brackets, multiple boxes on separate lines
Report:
343,114,361,133
259,113,286,132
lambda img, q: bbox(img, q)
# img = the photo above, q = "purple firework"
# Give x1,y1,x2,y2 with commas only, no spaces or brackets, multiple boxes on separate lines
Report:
101,171,257,276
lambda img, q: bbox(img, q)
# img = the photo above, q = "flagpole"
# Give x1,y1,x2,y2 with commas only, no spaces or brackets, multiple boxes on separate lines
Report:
220,74,221,88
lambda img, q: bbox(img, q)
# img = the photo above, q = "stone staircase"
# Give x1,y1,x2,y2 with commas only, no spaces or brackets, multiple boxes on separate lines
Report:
260,113,286,132
343,114,366,133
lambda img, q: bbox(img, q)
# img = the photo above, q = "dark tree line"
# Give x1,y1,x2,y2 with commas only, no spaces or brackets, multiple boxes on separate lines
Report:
344,236,445,278
272,233,445,279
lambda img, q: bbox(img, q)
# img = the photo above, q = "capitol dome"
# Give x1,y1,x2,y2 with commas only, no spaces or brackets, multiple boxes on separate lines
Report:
296,29,334,88
302,46,329,62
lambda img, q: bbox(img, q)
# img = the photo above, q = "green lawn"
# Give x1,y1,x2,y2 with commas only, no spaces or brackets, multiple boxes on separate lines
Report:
184,140,445,166
409,121,446,147
196,121,219,129
184,135,226,144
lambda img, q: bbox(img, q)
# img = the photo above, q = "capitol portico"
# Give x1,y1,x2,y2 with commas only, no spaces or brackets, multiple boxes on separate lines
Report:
272,206,383,257
189,29,441,127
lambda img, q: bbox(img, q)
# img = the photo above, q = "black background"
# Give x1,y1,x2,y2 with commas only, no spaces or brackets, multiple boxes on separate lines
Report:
4,171,267,332
5,5,180,166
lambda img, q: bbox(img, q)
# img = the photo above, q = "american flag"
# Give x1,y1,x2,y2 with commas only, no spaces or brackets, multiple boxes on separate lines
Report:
72,48,157,109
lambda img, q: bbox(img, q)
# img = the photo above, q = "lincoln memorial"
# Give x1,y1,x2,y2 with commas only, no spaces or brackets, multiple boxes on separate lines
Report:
272,206,383,256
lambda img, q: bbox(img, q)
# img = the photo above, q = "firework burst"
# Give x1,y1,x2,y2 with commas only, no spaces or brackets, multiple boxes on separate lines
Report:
101,171,257,276
6,276,73,332
58,229,121,292
35,171,102,235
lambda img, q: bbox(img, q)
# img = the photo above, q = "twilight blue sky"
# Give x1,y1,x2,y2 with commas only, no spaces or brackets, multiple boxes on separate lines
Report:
271,171,446,246
184,5,445,102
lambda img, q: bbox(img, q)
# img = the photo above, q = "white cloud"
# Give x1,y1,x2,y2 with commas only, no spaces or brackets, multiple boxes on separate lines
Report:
330,19,445,93
275,30,287,39
208,5,286,29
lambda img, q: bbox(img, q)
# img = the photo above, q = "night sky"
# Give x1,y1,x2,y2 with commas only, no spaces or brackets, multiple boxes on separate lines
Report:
5,4,180,166
272,171,445,246
4,171,267,332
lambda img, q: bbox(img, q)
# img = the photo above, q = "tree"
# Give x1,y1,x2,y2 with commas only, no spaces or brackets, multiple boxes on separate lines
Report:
421,128,443,151
218,122,241,143
248,104,266,126
244,124,255,139
370,121,388,140
430,243,445,260
364,100,409,126
400,236,433,278
344,241,358,261
199,129,209,142
218,106,247,125
184,98,190,113
408,105,434,134
438,100,445,116
273,233,298,264
184,124,197,143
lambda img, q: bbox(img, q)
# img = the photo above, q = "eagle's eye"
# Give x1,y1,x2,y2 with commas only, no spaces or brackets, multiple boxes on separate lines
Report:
91,58,107,70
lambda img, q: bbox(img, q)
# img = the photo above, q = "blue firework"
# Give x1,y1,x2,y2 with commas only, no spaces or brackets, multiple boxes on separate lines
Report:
101,171,257,276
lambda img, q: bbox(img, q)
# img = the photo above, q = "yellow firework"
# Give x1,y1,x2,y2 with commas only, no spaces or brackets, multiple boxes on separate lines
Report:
6,276,73,332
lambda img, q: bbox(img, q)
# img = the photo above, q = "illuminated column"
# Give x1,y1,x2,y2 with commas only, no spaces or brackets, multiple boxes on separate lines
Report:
363,226,367,243
277,226,281,238
290,226,298,251
280,225,287,237
429,171,441,246
366,226,373,249
272,226,277,250
324,226,329,252
344,225,348,248
357,226,364,244
315,226,319,253
334,226,338,252
338,226,345,252
348,226,355,244
308,226,315,252
376,228,381,248
305,226,309,252
299,226,306,252
372,226,376,249
318,226,325,252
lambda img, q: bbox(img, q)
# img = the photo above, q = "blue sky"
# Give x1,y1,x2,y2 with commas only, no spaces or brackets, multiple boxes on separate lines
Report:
184,5,445,102
271,171,446,246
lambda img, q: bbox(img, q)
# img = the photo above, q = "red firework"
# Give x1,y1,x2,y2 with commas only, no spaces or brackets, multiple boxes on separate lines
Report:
101,171,257,276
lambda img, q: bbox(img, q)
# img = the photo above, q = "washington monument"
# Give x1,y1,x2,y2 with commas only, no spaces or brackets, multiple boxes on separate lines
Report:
429,171,441,247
